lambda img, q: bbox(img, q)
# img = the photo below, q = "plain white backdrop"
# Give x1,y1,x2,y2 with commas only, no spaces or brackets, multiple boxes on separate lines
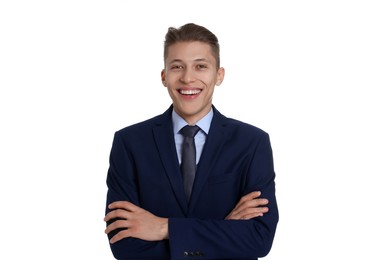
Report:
1,0,389,259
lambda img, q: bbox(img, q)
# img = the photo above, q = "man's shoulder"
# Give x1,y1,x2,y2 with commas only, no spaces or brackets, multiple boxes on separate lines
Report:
119,114,161,132
114,106,172,137
116,112,167,139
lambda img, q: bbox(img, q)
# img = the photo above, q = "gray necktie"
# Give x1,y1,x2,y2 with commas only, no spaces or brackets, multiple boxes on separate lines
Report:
180,125,200,202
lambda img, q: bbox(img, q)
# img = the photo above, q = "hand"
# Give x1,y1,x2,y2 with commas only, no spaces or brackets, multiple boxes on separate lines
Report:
225,191,269,220
104,201,168,243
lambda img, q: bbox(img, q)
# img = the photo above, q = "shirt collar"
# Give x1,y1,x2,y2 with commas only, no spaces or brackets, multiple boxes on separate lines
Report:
172,108,213,135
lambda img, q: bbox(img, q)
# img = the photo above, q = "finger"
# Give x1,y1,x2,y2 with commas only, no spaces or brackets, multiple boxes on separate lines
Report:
257,207,269,214
226,208,261,220
257,198,269,206
247,198,269,207
241,198,268,209
233,191,261,210
233,198,267,214
108,201,140,212
235,207,269,220
110,229,132,244
240,212,264,220
236,191,262,207
229,205,269,220
105,219,129,234
240,191,261,202
104,209,131,222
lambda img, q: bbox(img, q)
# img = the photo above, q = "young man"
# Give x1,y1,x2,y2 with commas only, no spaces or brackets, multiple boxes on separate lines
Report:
104,23,278,260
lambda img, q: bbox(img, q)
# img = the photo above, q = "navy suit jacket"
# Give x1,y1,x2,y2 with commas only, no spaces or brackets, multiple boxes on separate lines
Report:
105,106,278,260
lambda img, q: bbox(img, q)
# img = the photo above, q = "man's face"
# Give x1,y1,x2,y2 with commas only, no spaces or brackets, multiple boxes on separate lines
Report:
161,41,225,125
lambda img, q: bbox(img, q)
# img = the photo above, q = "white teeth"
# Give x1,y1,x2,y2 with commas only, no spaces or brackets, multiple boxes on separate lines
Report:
180,89,201,95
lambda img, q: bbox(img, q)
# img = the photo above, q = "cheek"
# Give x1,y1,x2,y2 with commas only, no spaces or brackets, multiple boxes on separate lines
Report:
198,74,215,86
207,73,219,84
165,75,180,86
203,78,218,89
166,86,178,99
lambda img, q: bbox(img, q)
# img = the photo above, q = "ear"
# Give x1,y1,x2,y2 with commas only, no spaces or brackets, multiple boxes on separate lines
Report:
216,67,225,86
161,69,167,87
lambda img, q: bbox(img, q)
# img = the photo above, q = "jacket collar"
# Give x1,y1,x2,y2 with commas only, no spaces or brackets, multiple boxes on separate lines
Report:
152,105,231,215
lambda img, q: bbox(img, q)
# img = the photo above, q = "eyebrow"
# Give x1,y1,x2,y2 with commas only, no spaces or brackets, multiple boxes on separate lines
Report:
168,58,211,64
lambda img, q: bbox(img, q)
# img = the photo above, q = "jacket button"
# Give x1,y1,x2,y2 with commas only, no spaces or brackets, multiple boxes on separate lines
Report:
184,251,189,257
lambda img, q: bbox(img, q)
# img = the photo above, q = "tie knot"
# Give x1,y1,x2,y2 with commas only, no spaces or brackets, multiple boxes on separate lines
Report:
180,125,200,138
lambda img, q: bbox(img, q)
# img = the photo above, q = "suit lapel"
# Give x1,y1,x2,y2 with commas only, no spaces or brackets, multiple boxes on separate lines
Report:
189,107,231,210
153,107,189,214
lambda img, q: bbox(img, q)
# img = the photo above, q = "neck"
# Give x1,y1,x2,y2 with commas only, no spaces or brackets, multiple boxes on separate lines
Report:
174,107,212,126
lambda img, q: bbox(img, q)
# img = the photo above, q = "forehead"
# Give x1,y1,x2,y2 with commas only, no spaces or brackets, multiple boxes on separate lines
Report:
166,41,216,64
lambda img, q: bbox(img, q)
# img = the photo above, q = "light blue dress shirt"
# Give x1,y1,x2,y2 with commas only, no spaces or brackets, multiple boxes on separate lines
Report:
172,109,213,165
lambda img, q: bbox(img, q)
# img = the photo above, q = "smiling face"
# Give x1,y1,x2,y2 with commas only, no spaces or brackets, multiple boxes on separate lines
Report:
161,41,225,125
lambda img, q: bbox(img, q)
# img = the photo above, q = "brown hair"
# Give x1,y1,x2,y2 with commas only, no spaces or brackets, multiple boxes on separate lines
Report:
164,23,220,68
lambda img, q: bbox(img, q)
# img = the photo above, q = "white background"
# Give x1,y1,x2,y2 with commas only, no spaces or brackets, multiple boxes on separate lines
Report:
1,0,389,259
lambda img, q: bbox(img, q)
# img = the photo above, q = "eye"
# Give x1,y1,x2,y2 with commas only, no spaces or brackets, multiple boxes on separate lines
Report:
196,64,207,69
170,65,183,70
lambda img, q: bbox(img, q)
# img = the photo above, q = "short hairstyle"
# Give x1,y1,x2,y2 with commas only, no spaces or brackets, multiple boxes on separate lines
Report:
163,23,220,68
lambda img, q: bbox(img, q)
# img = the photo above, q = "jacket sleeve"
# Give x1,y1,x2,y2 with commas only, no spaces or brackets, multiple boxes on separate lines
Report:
168,133,279,259
106,129,278,259
105,131,171,259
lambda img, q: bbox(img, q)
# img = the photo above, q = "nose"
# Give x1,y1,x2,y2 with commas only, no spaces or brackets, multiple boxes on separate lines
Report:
180,68,196,83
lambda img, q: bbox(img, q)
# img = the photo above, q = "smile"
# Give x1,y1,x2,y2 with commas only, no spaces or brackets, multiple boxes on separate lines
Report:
179,89,202,95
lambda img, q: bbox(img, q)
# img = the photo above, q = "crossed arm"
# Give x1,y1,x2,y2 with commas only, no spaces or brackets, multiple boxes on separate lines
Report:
105,130,278,258
104,191,269,244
